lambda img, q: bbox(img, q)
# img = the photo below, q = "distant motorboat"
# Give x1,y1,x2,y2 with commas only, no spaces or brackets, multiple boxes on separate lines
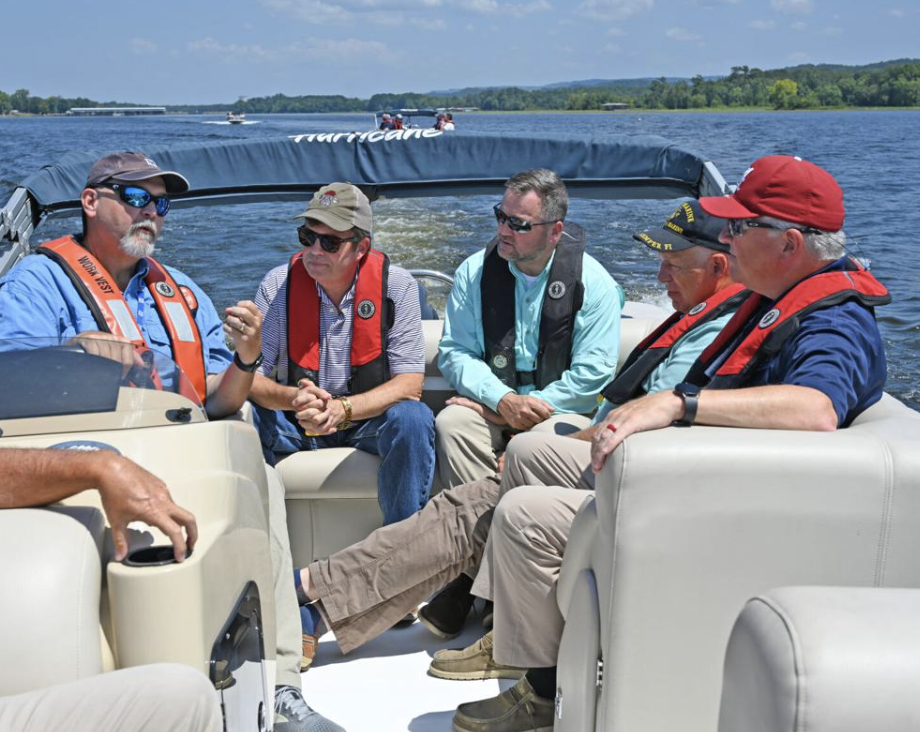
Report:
226,111,246,124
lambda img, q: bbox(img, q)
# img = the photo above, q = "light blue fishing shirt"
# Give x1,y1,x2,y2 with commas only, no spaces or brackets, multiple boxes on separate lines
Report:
439,247,622,414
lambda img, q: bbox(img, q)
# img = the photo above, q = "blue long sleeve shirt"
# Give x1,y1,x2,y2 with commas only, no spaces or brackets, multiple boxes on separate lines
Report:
438,247,622,414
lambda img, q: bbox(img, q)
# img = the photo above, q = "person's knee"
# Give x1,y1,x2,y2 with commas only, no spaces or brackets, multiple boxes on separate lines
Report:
435,403,478,437
493,486,545,537
382,401,435,442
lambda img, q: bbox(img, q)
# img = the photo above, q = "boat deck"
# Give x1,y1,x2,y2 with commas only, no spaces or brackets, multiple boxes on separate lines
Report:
302,610,509,732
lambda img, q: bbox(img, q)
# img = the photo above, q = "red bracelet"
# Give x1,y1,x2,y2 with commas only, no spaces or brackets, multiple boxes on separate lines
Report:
606,424,617,434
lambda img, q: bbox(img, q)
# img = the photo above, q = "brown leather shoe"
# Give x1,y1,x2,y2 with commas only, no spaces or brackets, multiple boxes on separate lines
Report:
430,631,525,680
452,677,554,732
301,633,318,671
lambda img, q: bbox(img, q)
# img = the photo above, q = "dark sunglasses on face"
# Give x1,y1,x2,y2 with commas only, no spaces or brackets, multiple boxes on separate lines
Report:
99,183,171,216
297,225,362,253
727,218,821,238
493,204,558,234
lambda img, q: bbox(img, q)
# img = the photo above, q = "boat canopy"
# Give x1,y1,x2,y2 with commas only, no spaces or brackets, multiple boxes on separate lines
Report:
376,108,440,118
17,132,728,220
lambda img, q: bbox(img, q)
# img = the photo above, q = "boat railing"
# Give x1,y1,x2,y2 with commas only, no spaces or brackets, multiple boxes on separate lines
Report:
0,187,33,280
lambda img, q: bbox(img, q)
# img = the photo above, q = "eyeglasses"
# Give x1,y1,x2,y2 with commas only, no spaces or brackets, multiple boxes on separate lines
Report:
727,219,822,238
493,204,558,234
297,226,362,253
99,183,171,217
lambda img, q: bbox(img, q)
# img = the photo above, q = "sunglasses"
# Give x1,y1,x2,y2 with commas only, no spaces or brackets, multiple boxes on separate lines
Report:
493,204,558,234
727,219,822,238
100,183,171,217
297,226,362,253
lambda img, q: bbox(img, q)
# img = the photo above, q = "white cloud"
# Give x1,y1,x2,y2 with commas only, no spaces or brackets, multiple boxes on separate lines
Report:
889,8,908,16
556,44,575,53
188,36,393,64
665,27,702,42
576,0,653,21
791,20,807,30
455,0,550,15
786,51,810,63
129,38,158,55
771,0,813,14
691,0,739,6
411,16,448,28
749,19,777,30
607,26,626,35
603,42,622,52
821,25,843,35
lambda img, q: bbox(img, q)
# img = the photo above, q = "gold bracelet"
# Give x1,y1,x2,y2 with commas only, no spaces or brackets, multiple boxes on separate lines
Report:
336,396,353,430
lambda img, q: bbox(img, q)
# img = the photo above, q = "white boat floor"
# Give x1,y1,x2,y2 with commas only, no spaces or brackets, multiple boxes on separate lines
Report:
300,616,512,732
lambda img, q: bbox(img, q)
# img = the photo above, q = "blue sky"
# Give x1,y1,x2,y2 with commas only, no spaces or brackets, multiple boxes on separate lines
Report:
2,0,917,105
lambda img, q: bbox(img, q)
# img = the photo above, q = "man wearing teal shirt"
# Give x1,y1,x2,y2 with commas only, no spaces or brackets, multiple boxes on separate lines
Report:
437,168,622,491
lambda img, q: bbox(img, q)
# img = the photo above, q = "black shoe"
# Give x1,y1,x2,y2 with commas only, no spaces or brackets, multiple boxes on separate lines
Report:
419,574,475,639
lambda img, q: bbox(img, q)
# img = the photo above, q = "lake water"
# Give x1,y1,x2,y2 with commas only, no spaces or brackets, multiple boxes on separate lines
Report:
1,110,918,410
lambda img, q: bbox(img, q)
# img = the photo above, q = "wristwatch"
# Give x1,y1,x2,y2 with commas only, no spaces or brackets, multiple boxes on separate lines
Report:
672,382,701,426
233,351,264,373
336,396,354,430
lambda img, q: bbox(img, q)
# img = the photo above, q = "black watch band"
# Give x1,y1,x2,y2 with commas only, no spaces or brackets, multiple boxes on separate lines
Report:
233,351,263,373
673,382,700,426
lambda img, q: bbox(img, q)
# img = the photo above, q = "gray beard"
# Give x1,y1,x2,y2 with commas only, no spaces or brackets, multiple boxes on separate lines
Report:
120,222,158,259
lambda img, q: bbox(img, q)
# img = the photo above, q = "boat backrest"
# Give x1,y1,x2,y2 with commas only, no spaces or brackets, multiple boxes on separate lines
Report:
555,394,920,732
0,506,108,695
719,587,920,732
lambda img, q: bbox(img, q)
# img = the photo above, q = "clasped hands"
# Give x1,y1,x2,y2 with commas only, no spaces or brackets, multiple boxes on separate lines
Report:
293,380,347,436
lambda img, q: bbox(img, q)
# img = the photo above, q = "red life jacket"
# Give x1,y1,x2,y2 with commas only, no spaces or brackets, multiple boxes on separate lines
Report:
286,249,391,394
688,258,890,389
36,236,208,404
601,284,751,406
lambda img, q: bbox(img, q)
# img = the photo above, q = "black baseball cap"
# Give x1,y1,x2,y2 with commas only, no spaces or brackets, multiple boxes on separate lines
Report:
633,200,729,253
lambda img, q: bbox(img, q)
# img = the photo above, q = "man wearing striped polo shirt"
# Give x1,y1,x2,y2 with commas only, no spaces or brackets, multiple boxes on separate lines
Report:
250,183,435,529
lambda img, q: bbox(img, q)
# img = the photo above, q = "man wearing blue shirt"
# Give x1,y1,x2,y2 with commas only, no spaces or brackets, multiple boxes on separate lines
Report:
452,157,890,732
437,168,622,491
0,152,343,732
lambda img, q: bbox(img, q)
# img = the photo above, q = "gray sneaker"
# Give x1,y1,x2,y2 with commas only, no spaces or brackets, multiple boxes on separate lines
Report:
430,631,526,680
274,685,346,732
452,676,554,732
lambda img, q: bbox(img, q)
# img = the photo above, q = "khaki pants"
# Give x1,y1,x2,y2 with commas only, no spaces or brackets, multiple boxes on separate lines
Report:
435,403,591,490
265,465,303,688
310,431,594,654
0,664,221,732
472,485,592,668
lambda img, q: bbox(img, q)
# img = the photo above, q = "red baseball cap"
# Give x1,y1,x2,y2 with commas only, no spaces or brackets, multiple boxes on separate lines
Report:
699,155,844,232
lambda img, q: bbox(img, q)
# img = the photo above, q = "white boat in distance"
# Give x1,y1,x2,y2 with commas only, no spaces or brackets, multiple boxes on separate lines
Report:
227,110,247,124
1,131,919,732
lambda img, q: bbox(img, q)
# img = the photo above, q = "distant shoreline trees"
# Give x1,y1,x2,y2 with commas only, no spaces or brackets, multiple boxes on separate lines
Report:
3,60,919,116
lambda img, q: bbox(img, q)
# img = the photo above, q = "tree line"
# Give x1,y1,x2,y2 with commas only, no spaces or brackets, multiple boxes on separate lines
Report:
3,60,919,116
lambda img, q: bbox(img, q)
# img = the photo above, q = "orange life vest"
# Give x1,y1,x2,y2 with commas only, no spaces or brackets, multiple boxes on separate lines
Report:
36,236,208,404
286,249,391,394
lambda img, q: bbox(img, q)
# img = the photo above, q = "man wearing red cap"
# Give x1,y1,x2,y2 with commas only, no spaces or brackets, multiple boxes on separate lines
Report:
591,155,890,470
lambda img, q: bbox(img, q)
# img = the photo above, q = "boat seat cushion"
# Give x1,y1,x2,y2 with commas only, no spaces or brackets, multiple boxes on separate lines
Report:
0,506,106,695
719,587,920,732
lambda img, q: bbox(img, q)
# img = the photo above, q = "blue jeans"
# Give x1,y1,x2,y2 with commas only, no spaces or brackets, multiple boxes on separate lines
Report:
252,400,435,525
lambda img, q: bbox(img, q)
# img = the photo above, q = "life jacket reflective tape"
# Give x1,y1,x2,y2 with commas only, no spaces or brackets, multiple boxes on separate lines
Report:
286,249,391,394
36,236,208,404
481,223,586,390
688,258,890,389
601,283,751,406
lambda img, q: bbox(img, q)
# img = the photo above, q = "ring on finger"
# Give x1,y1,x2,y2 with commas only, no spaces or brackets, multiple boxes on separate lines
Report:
606,423,617,434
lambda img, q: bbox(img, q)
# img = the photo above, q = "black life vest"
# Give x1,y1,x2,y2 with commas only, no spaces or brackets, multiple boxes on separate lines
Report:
36,236,207,404
481,223,586,390
685,257,891,389
286,248,393,394
601,284,751,406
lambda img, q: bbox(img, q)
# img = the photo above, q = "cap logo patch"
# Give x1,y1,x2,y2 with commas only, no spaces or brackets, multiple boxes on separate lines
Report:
759,308,781,329
548,281,566,299
144,157,158,167
688,302,707,316
319,192,338,207
493,354,509,370
155,281,175,297
357,300,376,319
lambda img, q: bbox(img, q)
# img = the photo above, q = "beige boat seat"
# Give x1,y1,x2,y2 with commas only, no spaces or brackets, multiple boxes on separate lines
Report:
718,586,920,732
278,308,665,566
0,506,108,696
554,393,920,732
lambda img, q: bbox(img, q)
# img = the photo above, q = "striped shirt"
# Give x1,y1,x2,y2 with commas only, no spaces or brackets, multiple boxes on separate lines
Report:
255,259,425,396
